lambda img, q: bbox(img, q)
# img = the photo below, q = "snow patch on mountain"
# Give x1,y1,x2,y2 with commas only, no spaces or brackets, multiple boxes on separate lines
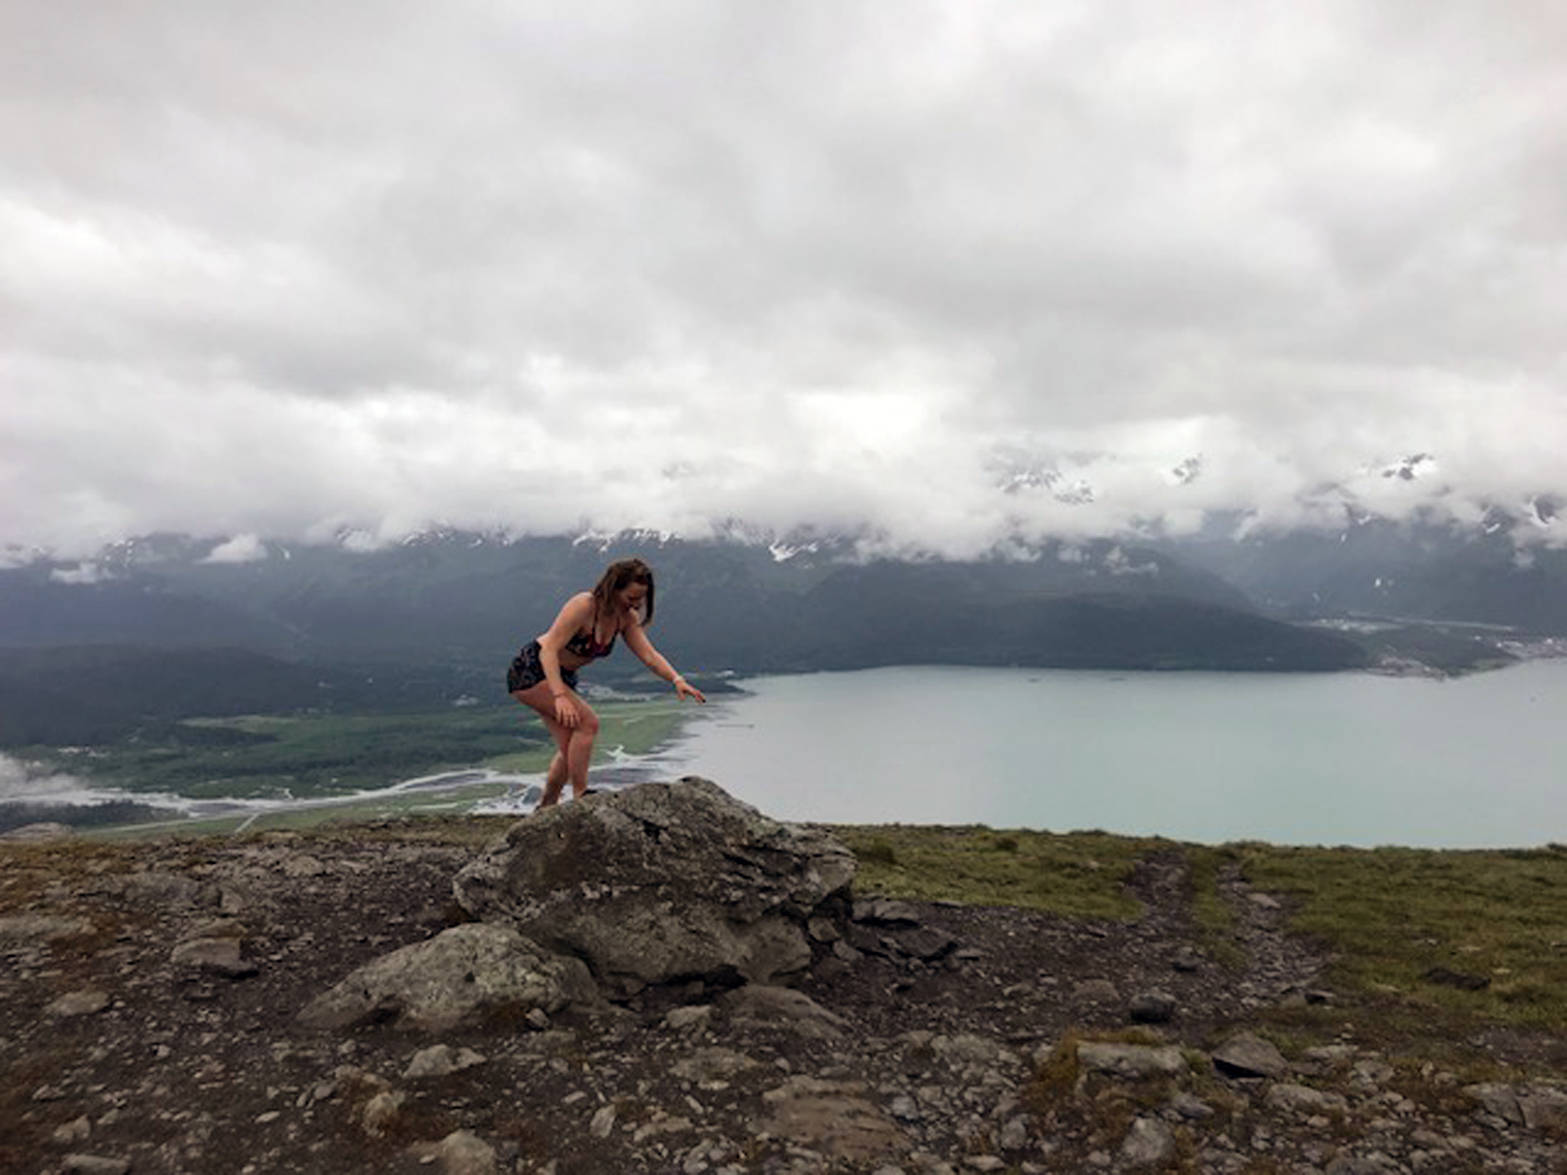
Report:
203,534,267,564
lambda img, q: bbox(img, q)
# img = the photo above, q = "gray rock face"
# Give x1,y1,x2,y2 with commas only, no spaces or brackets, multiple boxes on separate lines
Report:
297,922,596,1031
452,777,856,994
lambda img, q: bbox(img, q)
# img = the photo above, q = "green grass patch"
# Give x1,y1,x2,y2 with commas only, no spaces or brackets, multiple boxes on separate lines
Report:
830,824,1161,921
1184,844,1246,970
1234,842,1567,1033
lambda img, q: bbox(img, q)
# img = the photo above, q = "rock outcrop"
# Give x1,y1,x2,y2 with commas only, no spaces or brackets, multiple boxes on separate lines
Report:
452,776,857,993
298,922,597,1031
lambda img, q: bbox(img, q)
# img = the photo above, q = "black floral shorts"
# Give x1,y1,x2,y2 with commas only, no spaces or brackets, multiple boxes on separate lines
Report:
506,640,577,694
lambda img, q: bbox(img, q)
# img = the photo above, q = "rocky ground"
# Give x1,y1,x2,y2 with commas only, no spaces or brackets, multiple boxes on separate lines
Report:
2,819,1564,1175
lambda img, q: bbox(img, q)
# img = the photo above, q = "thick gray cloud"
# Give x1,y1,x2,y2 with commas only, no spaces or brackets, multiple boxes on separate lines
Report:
3,0,1563,557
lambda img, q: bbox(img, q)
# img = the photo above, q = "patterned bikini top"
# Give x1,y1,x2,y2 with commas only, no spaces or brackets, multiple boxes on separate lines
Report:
564,626,616,660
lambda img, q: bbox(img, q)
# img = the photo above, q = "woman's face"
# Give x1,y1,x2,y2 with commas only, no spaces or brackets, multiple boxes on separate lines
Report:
617,581,649,612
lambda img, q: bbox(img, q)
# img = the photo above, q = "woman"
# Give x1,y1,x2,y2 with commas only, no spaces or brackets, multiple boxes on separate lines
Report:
507,557,705,807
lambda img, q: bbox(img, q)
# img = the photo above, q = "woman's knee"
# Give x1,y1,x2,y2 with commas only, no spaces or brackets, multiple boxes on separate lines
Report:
575,705,601,737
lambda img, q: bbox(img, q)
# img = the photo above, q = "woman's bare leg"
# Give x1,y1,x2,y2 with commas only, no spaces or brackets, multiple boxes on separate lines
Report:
513,687,599,805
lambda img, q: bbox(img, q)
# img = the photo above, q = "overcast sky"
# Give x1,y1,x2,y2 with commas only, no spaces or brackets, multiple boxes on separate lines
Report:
3,1,1564,560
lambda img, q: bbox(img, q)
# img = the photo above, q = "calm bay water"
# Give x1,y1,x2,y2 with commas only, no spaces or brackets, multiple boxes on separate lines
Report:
655,660,1567,848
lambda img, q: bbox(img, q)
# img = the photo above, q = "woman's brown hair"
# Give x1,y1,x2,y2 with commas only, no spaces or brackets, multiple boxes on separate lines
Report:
590,557,655,630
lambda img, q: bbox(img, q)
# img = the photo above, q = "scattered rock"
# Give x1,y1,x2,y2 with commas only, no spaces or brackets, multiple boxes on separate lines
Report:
719,983,849,1040
404,1043,487,1079
1518,1085,1567,1132
1212,1030,1288,1079
171,937,259,978
663,1004,714,1032
298,922,596,1031
1465,1083,1524,1125
1120,1116,1175,1167
46,989,110,1017
853,898,922,925
758,1075,907,1163
1128,989,1176,1024
1170,947,1204,972
589,1103,616,1138
362,1090,406,1137
1073,978,1119,1004
0,914,94,942
51,1116,92,1144
61,1157,130,1175
408,1128,497,1175
1076,1042,1186,1080
1168,1091,1214,1120
1265,1082,1350,1115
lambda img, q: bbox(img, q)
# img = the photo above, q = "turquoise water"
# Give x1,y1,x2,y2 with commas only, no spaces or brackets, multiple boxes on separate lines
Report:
656,660,1567,848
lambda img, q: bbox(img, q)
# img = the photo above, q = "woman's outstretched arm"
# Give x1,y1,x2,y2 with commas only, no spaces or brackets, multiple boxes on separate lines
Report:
622,623,706,703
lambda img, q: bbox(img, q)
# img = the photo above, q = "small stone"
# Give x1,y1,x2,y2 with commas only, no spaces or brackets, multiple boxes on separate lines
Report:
256,1110,281,1123
46,990,111,1017
665,1005,713,1031
409,1129,497,1175
1168,1092,1213,1120
62,1158,130,1175
171,937,259,978
1247,892,1281,910
1463,1083,1523,1124
1265,1083,1349,1115
807,916,841,943
1120,1117,1175,1167
1212,1031,1288,1079
590,1104,617,1139
363,1091,406,1137
1170,948,1203,972
853,898,921,925
998,1115,1028,1149
1128,990,1176,1024
1073,979,1119,1004
1077,1042,1186,1080
52,1116,92,1144
1518,1085,1567,1131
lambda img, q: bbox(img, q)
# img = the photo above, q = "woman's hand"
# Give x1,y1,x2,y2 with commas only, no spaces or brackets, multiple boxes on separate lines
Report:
674,678,706,704
553,692,580,727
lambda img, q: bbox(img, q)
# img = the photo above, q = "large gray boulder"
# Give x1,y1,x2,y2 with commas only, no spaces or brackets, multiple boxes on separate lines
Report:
297,922,596,1031
452,777,856,994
